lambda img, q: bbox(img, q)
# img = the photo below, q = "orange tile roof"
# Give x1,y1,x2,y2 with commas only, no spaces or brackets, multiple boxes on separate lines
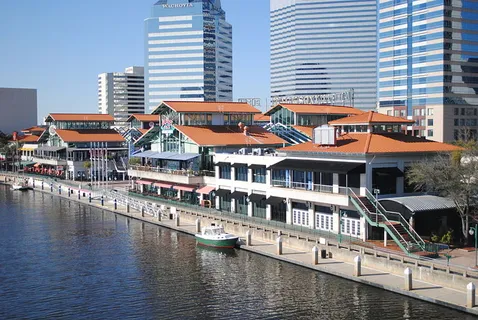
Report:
328,111,415,125
19,135,41,143
55,129,125,143
174,125,287,147
127,114,160,123
21,126,46,133
279,132,462,155
158,101,261,114
47,113,114,122
265,104,365,116
292,125,315,138
254,113,271,122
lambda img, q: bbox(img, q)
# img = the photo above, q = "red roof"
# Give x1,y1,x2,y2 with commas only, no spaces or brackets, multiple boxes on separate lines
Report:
127,114,160,123
19,135,40,143
155,101,261,114
265,104,365,116
279,132,462,155
55,129,125,143
328,111,415,125
47,113,114,122
254,113,271,122
174,125,286,147
292,125,315,138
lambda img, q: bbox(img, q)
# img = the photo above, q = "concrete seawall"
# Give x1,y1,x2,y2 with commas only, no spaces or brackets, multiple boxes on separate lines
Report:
2,173,478,316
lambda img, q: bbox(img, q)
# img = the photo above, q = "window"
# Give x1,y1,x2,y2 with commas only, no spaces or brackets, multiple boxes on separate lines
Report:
387,110,392,116
252,167,266,183
235,165,248,181
420,108,425,116
394,110,400,117
427,119,433,126
427,129,433,137
420,119,425,126
427,108,434,116
454,108,459,116
219,164,231,179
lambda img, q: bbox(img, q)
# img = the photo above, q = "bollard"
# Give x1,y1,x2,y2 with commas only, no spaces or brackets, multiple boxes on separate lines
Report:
277,236,283,255
88,193,92,203
404,268,412,291
312,246,319,265
77,190,80,200
175,213,180,227
126,202,130,213
196,218,201,233
114,199,117,210
59,186,61,195
354,255,362,277
157,210,161,221
101,196,104,206
246,230,252,246
50,183,53,192
278,230,282,237
141,206,145,217
33,180,35,188
67,188,70,197
41,182,44,190
467,282,476,308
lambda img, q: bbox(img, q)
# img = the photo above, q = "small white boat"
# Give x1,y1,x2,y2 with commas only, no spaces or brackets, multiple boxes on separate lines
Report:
12,179,29,191
195,223,239,249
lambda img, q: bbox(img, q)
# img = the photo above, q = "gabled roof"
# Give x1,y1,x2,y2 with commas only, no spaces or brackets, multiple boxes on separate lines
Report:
265,104,365,116
55,129,125,143
152,101,261,114
292,125,315,138
46,113,114,122
328,111,415,126
21,126,46,133
126,114,160,123
19,135,41,143
174,125,287,147
279,132,462,155
254,113,271,122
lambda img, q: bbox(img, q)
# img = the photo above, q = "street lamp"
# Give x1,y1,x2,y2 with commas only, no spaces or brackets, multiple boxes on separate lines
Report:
469,225,478,267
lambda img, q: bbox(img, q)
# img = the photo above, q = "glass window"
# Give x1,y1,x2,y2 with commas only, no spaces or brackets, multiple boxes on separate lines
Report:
219,164,231,179
427,119,433,126
252,167,266,183
427,129,434,137
235,165,248,181
387,110,392,116
427,108,434,116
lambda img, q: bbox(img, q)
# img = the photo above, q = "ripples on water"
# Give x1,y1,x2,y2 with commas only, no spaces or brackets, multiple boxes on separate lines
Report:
0,186,472,319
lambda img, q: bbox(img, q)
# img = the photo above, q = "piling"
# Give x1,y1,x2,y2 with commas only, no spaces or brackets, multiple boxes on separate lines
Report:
467,282,476,308
277,236,283,255
312,246,319,265
196,218,201,233
246,230,252,246
404,268,412,291
354,255,362,277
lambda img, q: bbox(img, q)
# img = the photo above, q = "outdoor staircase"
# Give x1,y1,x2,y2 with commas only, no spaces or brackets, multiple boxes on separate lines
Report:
349,189,438,257
264,123,311,145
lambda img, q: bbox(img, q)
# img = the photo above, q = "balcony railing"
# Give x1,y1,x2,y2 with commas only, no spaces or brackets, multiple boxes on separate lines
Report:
129,165,215,177
271,179,359,195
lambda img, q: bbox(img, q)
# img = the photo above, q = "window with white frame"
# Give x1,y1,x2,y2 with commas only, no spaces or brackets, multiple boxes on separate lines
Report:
316,212,333,231
340,217,361,237
293,209,309,227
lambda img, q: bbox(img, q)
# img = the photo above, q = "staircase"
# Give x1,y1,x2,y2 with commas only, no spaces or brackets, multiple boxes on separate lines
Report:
349,189,438,257
265,123,311,145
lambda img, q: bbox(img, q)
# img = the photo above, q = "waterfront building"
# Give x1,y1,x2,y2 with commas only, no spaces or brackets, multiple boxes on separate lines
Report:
30,113,128,180
270,0,378,110
98,66,145,127
0,88,37,134
144,0,233,112
378,0,478,142
124,114,161,156
127,101,286,205
18,126,47,163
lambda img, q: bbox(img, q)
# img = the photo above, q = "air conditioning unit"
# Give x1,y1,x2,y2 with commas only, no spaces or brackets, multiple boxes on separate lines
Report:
238,148,247,155
252,148,263,156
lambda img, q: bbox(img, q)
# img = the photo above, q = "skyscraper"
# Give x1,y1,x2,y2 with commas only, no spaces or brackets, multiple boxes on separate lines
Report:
270,0,377,110
378,0,478,142
144,0,232,112
98,66,145,127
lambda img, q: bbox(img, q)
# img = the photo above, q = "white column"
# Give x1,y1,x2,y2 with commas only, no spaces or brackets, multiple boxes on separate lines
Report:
332,206,340,234
384,229,388,247
286,199,292,225
332,173,339,193
359,173,367,196
266,204,272,220
215,196,220,210
308,207,315,229
360,217,367,241
247,201,253,217
248,168,252,184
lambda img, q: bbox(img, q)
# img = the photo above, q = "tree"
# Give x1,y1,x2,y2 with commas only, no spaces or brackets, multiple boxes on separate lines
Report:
407,148,478,245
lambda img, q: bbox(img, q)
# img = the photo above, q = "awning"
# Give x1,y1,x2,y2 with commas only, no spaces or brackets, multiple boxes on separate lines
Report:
380,195,456,219
196,185,215,194
373,167,404,177
249,164,266,169
173,185,195,192
215,162,230,166
132,151,176,159
36,146,66,152
269,159,365,174
154,182,173,189
232,162,248,168
135,179,154,185
248,193,266,202
15,161,36,167
265,196,284,205
231,191,247,199
168,153,199,161
20,146,36,151
215,188,230,197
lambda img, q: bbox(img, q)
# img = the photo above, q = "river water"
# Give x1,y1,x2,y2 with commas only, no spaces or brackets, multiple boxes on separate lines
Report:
0,186,472,319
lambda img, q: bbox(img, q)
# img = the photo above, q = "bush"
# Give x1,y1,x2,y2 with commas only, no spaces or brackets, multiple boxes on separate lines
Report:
129,157,141,165
431,233,440,243
440,230,453,245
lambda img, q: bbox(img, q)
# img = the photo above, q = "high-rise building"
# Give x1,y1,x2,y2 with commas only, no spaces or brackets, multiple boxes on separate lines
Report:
98,66,145,127
378,0,478,142
0,88,37,134
144,0,232,112
270,0,377,110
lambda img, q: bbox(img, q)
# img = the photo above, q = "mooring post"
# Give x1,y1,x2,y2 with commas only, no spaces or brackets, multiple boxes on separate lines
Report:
246,230,252,246
77,190,80,200
354,255,362,277
89,193,92,203
467,282,476,308
67,187,70,197
114,199,117,210
312,246,319,265
126,201,130,213
196,218,201,233
404,268,412,291
277,236,283,255
41,181,44,190
175,213,180,227
141,206,145,217
101,195,104,206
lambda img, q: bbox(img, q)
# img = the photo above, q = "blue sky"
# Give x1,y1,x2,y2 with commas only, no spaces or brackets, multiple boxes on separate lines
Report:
0,0,270,122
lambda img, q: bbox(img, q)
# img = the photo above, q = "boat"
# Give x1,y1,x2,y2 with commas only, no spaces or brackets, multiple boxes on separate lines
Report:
195,223,239,249
12,181,29,191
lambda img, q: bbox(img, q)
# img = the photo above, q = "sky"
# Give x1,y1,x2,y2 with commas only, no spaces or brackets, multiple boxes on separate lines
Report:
0,0,271,122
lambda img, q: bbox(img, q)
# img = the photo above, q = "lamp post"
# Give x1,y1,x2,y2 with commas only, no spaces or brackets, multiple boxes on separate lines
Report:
338,210,348,243
373,188,380,223
469,225,478,267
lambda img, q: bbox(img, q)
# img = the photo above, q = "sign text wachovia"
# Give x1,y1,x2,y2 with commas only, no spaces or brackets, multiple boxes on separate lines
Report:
162,3,193,8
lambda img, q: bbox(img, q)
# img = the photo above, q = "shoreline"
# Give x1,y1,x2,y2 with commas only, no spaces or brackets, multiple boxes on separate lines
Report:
2,175,478,316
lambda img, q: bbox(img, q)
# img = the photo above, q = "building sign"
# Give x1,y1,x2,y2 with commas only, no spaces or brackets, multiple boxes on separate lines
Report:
161,117,174,136
238,98,261,107
271,89,354,107
162,3,193,8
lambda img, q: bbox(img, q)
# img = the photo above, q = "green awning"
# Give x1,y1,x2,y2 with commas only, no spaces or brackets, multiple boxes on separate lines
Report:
15,161,36,167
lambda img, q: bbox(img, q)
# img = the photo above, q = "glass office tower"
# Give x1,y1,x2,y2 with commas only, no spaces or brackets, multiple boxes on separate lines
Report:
378,0,478,142
145,0,232,112
270,0,378,110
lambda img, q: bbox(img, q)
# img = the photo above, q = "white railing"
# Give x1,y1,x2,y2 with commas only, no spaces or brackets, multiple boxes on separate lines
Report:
129,165,215,177
271,180,358,195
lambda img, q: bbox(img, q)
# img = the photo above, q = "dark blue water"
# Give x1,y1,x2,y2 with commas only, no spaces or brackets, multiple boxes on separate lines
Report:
0,186,472,319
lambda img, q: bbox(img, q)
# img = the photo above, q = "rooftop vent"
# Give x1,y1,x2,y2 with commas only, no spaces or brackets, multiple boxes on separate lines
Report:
312,125,337,146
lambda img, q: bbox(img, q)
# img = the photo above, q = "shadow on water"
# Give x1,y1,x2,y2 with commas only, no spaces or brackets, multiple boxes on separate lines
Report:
196,244,239,258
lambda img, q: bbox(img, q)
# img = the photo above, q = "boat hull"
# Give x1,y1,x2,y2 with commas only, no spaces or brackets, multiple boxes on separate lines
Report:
195,236,238,249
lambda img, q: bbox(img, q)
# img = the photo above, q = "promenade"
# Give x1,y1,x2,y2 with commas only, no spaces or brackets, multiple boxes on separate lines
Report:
2,174,478,316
